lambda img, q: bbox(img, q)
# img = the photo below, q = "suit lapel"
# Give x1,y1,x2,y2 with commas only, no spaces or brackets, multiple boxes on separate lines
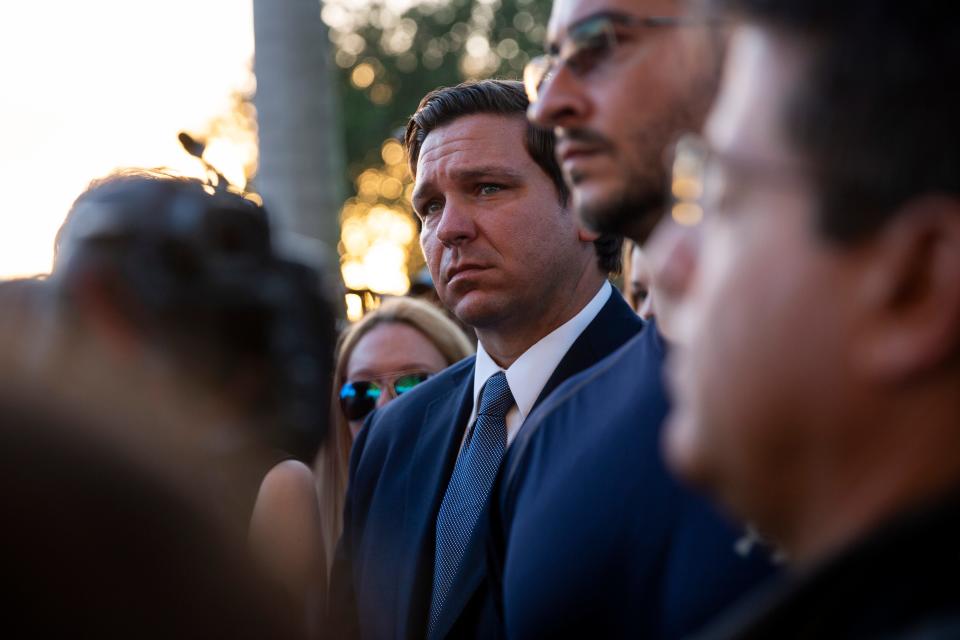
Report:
531,290,642,411
429,290,643,639
396,365,475,640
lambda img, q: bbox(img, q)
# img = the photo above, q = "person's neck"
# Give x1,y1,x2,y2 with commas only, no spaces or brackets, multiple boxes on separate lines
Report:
476,271,605,369
784,393,960,570
625,215,662,246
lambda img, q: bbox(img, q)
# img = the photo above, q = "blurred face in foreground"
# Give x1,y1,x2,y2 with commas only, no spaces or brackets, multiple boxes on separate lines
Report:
666,14,960,564
664,26,860,549
527,0,721,242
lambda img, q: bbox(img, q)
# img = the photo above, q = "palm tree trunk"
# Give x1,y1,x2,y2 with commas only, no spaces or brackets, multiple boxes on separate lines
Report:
252,0,344,268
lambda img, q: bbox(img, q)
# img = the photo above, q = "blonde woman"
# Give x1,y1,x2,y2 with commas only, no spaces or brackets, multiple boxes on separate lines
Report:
314,297,473,575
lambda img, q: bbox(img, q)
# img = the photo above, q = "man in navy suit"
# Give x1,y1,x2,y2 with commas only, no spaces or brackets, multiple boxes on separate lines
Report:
485,0,781,638
327,79,642,639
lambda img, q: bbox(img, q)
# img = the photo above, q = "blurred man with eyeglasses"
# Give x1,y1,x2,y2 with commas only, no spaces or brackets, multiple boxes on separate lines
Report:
662,0,960,638
487,1,779,639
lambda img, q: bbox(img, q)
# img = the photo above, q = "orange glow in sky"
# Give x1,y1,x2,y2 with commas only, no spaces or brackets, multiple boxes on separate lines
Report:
0,1,254,279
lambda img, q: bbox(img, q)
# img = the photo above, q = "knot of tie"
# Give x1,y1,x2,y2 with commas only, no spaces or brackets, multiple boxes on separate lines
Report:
476,371,514,418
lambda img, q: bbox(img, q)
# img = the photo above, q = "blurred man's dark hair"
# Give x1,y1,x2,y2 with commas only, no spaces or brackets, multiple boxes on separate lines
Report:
405,79,622,274
51,171,336,462
712,0,960,241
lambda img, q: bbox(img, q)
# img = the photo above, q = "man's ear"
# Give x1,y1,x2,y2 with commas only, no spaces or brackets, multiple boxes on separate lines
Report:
851,196,960,381
578,226,601,243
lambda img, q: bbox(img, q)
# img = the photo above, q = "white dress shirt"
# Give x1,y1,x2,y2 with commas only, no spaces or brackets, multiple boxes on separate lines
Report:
464,280,612,449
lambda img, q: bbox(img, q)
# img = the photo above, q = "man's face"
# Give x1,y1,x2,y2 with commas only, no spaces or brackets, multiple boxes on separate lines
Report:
529,0,721,241
413,114,594,333
664,26,862,534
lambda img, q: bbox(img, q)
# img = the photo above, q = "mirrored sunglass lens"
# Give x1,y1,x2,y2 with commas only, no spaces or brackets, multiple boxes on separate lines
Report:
394,373,430,395
340,381,382,400
340,381,380,420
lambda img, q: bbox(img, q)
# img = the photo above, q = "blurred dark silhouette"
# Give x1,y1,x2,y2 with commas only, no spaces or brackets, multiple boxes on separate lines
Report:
51,171,336,464
44,170,338,636
0,380,302,639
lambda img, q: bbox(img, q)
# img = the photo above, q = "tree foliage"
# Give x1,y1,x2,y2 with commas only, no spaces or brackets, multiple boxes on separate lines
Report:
323,0,551,174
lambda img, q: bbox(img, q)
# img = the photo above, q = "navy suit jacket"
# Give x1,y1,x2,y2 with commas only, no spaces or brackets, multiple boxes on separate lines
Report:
328,291,643,639
489,321,781,640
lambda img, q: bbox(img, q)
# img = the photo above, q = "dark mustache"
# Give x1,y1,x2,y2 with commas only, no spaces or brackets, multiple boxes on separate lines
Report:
557,127,616,152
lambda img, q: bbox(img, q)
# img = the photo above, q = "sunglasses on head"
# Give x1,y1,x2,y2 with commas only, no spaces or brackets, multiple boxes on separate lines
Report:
339,372,432,421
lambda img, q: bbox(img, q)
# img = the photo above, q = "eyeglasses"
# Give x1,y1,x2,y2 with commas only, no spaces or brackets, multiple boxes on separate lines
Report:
667,132,810,226
523,13,717,103
339,371,432,421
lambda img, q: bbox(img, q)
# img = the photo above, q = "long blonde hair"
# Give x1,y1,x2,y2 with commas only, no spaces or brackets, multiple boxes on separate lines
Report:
314,297,474,568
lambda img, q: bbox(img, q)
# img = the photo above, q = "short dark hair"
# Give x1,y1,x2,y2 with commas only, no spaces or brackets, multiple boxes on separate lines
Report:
405,80,622,274
710,0,960,242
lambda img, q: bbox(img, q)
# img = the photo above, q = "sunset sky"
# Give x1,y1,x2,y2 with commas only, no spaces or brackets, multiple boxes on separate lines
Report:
0,1,255,279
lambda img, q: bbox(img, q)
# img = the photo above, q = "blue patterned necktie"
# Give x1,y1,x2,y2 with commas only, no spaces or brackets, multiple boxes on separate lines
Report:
427,371,514,638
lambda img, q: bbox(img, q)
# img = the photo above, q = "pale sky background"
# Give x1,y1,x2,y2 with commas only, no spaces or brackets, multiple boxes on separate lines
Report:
0,1,256,279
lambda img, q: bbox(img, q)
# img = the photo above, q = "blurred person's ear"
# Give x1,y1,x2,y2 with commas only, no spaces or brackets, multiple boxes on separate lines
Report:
577,226,600,243
849,196,960,380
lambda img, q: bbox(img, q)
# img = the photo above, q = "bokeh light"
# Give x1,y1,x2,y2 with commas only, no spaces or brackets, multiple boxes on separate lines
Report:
339,138,422,304
345,293,365,322
0,0,255,279
672,203,704,227
351,63,377,89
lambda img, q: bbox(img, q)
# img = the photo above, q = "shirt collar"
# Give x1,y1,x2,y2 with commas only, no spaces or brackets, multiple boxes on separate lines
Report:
472,281,611,423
